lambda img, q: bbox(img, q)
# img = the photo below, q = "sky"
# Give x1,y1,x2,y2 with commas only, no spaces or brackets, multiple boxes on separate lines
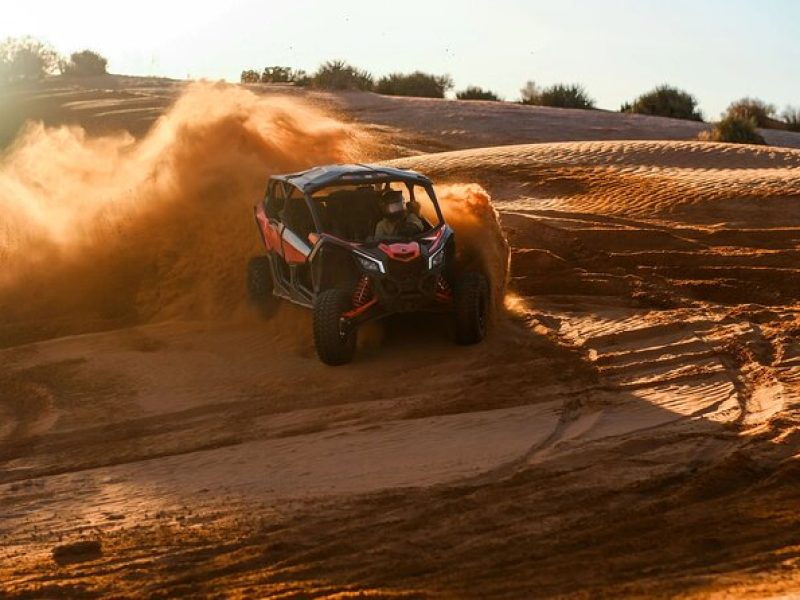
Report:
2,0,798,118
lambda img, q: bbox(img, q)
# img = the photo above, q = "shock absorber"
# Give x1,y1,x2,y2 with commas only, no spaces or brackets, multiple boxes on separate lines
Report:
352,275,372,307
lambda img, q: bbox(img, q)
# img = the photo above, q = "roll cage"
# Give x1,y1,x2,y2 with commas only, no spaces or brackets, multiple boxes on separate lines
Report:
264,164,445,240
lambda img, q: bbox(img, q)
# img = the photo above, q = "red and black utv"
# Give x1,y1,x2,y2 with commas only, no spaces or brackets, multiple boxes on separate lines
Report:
249,164,489,365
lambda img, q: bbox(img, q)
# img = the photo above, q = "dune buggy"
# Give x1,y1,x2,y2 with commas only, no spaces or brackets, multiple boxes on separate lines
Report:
249,164,489,365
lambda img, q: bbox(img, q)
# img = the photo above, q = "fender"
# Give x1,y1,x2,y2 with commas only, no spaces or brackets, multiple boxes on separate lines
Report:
282,227,312,264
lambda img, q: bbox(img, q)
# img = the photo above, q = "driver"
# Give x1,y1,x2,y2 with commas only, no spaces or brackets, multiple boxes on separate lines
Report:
373,190,424,239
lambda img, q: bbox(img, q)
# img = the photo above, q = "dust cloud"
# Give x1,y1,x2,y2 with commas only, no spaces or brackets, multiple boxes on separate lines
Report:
0,82,358,345
434,183,509,313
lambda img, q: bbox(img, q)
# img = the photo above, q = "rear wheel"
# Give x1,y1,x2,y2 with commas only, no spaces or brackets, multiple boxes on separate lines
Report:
313,289,357,365
247,256,275,314
454,272,490,345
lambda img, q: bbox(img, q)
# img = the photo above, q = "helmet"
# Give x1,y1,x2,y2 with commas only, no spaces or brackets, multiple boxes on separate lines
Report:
380,190,406,220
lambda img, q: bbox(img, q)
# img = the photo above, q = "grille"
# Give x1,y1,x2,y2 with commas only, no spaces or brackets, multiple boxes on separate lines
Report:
386,257,425,292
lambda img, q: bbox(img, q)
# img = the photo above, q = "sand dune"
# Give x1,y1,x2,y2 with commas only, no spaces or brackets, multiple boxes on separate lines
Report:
6,76,800,153
1,80,800,598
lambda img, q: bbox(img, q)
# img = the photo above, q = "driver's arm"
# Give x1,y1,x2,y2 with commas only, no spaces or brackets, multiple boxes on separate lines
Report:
407,213,425,232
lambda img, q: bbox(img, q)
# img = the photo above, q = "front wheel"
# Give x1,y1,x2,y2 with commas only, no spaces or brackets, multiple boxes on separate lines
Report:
313,289,357,366
454,272,490,345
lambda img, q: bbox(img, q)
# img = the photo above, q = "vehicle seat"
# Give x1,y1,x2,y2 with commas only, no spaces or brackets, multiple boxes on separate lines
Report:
346,189,381,241
317,189,380,241
318,192,348,238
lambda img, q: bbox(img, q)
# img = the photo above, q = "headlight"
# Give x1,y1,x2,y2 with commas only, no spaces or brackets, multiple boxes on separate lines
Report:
428,247,445,270
355,254,385,274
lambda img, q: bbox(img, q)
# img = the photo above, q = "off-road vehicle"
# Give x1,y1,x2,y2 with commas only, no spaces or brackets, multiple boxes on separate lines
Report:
249,164,489,365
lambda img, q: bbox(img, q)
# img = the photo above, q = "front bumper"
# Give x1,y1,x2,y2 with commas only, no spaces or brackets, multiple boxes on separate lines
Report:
373,256,439,311
342,259,452,328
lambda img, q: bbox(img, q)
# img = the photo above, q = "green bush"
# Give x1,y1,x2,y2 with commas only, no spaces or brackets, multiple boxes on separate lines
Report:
261,66,307,84
241,66,308,85
724,98,776,127
781,107,800,132
456,86,500,101
520,81,594,109
375,71,453,98
61,50,107,76
0,36,59,83
240,69,260,84
311,60,373,91
519,81,540,104
539,84,595,109
701,116,766,145
622,85,703,121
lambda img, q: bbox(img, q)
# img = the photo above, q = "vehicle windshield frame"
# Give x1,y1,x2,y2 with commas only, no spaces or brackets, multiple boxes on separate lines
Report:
300,179,444,240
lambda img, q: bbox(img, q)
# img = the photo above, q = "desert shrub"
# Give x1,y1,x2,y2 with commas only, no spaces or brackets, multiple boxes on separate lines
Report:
519,81,540,104
311,60,373,91
241,67,308,85
622,85,703,121
724,98,776,127
520,81,594,109
456,86,500,101
61,50,107,76
261,66,307,84
375,71,453,98
0,36,60,83
701,116,766,145
538,84,595,109
240,69,260,84
781,106,800,132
